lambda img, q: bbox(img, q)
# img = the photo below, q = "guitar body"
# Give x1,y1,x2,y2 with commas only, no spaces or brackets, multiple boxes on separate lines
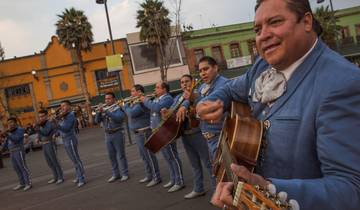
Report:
214,101,263,182
144,113,182,153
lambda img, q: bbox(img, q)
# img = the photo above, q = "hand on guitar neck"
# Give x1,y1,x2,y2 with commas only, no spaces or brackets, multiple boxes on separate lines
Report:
211,163,269,208
211,163,300,210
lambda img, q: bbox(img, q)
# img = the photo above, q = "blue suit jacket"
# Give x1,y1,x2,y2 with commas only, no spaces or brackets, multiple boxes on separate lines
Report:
143,93,173,130
124,102,150,131
207,40,360,210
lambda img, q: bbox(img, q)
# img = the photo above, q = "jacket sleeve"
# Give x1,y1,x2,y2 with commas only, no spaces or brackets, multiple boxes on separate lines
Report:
269,77,360,210
39,122,53,136
58,114,75,133
204,72,251,110
7,128,25,145
124,103,145,118
144,96,173,112
105,108,125,123
94,112,103,124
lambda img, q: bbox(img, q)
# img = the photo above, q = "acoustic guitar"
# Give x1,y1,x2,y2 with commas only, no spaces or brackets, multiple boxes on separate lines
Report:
144,79,202,153
215,102,300,210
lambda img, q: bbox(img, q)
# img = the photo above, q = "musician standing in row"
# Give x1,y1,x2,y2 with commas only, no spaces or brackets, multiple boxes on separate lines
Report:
199,0,360,209
124,85,161,187
171,74,215,199
141,82,184,192
35,109,64,185
1,117,32,191
58,100,85,187
95,92,129,183
192,56,228,159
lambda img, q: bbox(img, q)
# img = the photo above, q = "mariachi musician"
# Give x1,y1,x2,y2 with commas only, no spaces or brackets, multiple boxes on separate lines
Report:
190,56,229,160
140,81,185,193
123,85,161,187
95,92,129,183
57,100,85,187
1,117,32,191
164,74,215,199
34,109,64,185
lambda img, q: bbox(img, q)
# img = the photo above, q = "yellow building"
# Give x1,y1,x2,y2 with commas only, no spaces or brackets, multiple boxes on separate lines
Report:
0,36,134,126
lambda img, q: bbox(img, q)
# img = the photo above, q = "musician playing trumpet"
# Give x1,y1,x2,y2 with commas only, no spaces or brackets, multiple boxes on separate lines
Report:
123,85,161,187
95,92,129,183
34,109,64,185
57,100,85,187
1,117,32,191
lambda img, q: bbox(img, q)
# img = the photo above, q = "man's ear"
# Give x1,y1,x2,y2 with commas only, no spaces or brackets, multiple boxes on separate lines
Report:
303,12,313,32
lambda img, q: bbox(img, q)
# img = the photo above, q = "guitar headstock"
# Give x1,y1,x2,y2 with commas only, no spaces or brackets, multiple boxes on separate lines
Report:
233,182,300,210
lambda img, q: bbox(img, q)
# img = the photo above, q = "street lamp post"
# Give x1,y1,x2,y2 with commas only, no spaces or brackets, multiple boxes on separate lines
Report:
96,0,133,145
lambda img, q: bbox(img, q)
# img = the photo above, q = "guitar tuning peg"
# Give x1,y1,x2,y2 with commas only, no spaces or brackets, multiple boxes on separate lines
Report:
289,199,300,210
277,191,288,203
267,183,277,196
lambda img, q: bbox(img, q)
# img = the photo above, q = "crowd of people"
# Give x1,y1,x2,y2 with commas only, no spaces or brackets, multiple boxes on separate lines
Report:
1,0,360,209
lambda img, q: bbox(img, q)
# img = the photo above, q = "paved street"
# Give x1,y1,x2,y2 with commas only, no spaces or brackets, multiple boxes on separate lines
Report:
0,127,218,210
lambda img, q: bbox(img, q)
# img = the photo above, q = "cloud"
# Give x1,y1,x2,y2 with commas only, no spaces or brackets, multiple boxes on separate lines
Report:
89,0,138,42
0,19,33,59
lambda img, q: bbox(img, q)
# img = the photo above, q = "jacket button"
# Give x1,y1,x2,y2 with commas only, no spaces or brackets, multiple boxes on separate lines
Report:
264,120,271,130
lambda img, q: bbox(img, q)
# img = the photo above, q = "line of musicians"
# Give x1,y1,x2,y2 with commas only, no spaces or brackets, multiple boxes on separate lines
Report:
0,100,86,191
93,55,225,199
0,55,225,200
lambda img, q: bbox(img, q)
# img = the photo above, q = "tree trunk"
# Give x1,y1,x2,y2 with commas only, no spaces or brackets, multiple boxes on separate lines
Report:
76,48,94,126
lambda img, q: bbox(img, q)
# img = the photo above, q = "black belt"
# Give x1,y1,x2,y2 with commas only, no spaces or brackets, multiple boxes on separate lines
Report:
105,127,123,134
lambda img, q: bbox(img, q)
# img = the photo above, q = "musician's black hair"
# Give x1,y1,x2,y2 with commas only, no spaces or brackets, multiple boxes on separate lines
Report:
181,74,193,80
61,100,71,106
105,92,116,98
38,109,48,115
198,56,218,67
255,0,323,36
7,116,17,123
134,84,145,93
160,82,170,92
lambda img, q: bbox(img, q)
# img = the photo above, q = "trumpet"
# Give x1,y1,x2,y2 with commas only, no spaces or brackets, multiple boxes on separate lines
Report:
94,103,119,113
118,93,156,107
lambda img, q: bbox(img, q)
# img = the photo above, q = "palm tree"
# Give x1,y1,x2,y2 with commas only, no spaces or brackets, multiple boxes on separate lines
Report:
136,0,171,82
314,5,340,49
0,41,4,60
55,7,94,124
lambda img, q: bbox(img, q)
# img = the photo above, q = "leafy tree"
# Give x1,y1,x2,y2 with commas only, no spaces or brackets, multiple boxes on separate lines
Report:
55,7,94,124
136,0,171,82
314,5,340,49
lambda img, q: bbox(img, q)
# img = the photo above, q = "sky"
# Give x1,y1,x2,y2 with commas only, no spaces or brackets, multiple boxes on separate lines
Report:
0,0,359,59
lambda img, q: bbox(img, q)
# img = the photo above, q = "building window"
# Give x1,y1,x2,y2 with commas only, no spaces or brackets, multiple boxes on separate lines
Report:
356,24,360,35
194,49,204,64
5,84,30,98
211,46,224,64
340,26,351,39
229,43,241,58
129,38,183,74
95,69,119,90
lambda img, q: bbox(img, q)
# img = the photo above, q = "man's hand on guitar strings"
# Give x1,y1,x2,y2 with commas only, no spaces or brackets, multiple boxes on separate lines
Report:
196,100,224,123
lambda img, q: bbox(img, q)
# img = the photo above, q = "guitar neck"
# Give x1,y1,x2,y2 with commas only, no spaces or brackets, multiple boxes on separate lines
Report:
220,136,239,197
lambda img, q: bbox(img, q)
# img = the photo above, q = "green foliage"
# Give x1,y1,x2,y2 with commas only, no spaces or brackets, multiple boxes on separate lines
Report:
55,7,93,52
136,0,171,48
314,5,340,48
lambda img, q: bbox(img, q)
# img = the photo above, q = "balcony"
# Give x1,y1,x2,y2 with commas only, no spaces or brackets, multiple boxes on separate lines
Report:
337,35,360,57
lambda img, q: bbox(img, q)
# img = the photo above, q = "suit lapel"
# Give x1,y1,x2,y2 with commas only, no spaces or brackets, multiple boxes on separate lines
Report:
265,40,326,119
